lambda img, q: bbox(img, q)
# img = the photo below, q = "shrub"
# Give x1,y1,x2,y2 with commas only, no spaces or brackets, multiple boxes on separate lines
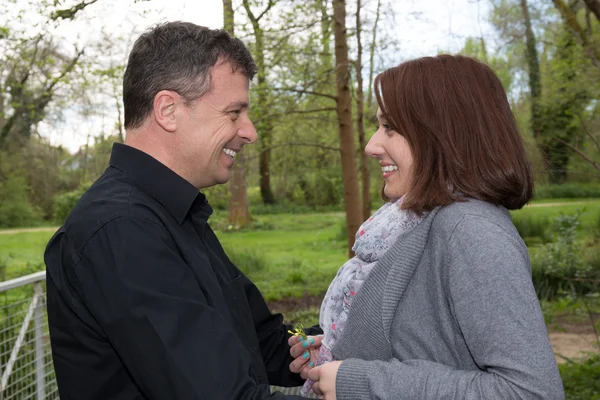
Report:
559,355,600,400
0,174,41,228
532,211,597,300
512,214,552,245
534,183,600,200
52,183,91,223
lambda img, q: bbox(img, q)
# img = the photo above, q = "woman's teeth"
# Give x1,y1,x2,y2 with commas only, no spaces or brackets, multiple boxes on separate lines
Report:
381,165,398,173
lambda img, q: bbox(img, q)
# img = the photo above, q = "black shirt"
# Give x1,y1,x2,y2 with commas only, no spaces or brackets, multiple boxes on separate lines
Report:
45,143,318,399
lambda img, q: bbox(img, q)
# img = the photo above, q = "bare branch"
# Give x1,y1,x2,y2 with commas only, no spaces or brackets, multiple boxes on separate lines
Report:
583,0,600,21
286,107,337,114
256,0,276,22
558,138,600,172
270,87,337,101
576,113,600,154
51,0,99,21
245,142,340,161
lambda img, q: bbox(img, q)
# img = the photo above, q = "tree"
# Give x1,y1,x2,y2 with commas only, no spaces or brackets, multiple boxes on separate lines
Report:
520,0,543,140
242,0,277,205
0,0,100,148
355,0,371,221
224,0,252,227
583,0,600,20
552,0,600,69
333,0,362,256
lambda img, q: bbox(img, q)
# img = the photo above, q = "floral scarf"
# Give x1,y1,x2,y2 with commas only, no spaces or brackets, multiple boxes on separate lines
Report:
301,198,424,396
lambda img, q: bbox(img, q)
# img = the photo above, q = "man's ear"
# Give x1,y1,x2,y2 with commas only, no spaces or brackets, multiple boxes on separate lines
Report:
153,90,180,132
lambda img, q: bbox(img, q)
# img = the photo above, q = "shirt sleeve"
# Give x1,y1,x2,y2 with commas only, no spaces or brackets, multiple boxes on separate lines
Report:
74,216,307,400
240,274,323,387
335,215,564,400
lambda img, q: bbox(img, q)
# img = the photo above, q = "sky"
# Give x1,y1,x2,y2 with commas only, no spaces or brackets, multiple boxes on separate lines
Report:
21,0,494,153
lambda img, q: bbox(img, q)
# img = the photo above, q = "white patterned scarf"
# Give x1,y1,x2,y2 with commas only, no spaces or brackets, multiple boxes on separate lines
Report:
301,198,424,396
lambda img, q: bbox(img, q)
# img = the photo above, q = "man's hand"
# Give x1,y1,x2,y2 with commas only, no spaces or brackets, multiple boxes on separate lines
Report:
288,335,323,379
307,360,342,399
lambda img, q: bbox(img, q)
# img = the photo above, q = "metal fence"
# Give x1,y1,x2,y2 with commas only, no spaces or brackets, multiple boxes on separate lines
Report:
0,271,315,399
0,271,58,400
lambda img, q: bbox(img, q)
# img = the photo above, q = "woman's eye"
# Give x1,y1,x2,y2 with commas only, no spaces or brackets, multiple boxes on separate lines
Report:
382,123,393,131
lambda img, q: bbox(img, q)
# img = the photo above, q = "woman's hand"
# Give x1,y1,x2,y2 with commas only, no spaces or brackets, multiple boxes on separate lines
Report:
308,360,342,399
288,334,323,379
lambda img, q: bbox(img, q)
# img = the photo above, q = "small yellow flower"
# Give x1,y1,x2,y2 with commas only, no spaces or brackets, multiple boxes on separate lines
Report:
287,323,308,340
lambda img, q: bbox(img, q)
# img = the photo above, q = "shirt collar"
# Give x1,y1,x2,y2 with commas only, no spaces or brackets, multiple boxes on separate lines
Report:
109,142,205,224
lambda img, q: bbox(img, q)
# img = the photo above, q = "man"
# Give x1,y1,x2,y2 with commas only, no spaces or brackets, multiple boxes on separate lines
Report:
45,22,321,399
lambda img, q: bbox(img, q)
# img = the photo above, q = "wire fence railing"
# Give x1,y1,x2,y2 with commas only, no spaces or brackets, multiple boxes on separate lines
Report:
0,271,58,400
0,272,315,399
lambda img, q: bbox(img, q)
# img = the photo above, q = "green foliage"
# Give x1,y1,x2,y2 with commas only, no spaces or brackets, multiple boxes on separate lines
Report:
0,153,41,228
534,183,600,200
512,213,551,245
531,211,597,300
52,182,90,223
559,355,600,400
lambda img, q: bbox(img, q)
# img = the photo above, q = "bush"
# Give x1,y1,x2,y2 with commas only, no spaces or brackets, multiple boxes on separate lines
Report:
532,211,597,300
52,183,90,223
512,214,552,245
0,173,41,228
559,355,600,400
534,183,600,200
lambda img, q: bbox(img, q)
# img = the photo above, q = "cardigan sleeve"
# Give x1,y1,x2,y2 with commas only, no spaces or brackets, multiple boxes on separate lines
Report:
335,214,564,400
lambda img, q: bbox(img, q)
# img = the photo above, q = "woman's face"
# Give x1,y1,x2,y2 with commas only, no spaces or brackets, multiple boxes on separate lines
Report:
365,108,414,200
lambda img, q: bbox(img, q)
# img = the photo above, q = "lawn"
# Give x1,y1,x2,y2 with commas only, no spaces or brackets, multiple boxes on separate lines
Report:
2,199,600,300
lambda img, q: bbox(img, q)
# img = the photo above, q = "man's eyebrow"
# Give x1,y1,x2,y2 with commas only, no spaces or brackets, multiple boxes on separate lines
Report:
226,101,250,110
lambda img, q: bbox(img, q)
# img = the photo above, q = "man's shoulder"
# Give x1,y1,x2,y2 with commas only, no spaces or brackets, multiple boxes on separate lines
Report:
59,170,168,254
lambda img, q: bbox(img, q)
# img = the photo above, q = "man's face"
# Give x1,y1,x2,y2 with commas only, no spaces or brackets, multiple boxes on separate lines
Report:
176,61,257,189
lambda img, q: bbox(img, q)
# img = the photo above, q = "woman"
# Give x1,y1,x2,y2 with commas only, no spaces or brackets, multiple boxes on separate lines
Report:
289,55,564,399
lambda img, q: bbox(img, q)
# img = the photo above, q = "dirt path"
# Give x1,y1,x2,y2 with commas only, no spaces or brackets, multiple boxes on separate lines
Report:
0,226,58,235
526,200,596,208
550,331,599,363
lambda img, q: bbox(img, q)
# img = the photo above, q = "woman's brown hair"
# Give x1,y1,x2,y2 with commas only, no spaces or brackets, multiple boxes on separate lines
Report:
375,54,533,213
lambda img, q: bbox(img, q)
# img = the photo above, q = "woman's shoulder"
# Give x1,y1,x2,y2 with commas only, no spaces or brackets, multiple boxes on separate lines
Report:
429,198,517,240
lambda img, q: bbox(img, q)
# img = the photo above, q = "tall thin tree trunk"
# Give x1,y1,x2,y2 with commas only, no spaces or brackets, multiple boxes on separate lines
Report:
243,0,276,205
333,0,362,257
366,0,381,111
224,0,252,226
521,0,542,139
355,0,370,221
583,0,600,21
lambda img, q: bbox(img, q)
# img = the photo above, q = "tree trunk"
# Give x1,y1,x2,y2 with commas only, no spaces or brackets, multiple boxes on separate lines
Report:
553,0,600,69
355,0,370,221
224,0,252,227
243,0,276,205
333,0,362,257
583,0,600,21
366,0,381,111
520,0,542,138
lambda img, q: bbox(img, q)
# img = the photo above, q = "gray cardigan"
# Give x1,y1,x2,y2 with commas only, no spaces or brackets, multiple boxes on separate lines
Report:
333,199,564,399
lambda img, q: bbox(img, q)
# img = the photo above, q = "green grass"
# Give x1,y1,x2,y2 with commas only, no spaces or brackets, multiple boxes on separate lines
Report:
0,231,53,280
213,211,347,300
513,200,600,239
3,199,600,300
0,212,348,300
